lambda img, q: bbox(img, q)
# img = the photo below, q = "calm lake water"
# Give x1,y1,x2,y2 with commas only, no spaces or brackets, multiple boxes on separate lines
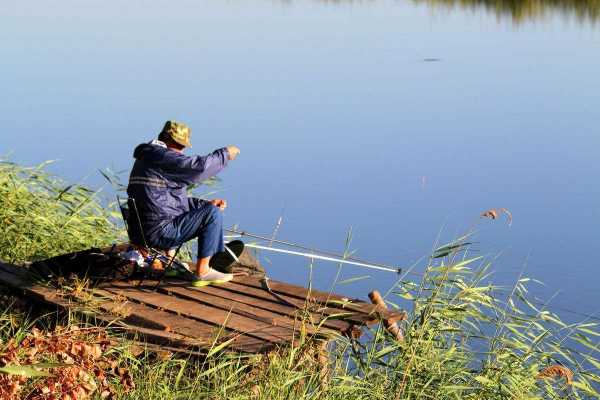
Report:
2,1,599,319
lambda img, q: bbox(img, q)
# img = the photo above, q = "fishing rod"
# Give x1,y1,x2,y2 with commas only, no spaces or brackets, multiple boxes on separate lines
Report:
225,228,402,274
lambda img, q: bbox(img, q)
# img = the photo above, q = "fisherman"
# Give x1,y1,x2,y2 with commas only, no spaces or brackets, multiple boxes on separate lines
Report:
127,120,240,286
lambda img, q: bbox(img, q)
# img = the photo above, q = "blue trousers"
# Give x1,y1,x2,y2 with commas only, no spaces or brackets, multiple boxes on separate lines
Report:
151,202,224,259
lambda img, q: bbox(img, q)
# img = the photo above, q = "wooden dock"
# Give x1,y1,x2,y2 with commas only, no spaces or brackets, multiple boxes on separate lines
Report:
0,257,405,355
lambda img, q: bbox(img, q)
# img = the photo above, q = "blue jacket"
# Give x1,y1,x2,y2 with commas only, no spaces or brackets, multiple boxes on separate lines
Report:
127,140,229,244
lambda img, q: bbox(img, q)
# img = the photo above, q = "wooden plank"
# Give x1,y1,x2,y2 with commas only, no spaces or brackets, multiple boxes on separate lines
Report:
221,281,377,325
108,322,202,349
101,285,297,345
144,284,336,337
73,290,276,354
89,289,216,337
232,275,406,323
135,279,369,327
178,279,383,326
0,261,33,286
234,275,353,303
87,290,270,353
101,280,351,331
0,262,272,354
102,314,274,354
0,263,202,349
198,281,370,328
103,280,362,338
0,263,73,309
0,262,377,352
159,287,336,336
174,282,352,332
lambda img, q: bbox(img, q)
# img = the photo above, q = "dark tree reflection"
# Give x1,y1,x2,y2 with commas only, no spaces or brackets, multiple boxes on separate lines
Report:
312,0,600,23
414,0,600,23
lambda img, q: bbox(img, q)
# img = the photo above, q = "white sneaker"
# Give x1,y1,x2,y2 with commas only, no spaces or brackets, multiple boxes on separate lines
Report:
192,268,234,287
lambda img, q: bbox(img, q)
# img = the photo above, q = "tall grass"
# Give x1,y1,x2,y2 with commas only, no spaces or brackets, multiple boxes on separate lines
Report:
0,160,119,263
341,243,600,399
0,161,599,399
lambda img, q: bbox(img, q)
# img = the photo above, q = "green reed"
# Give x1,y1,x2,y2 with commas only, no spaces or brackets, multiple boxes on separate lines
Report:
338,239,600,399
0,160,120,263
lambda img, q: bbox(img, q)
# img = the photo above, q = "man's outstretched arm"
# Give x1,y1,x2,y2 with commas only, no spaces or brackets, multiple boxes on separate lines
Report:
166,145,240,185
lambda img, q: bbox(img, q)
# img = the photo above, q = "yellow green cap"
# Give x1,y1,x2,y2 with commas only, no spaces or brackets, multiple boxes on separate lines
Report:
161,120,192,148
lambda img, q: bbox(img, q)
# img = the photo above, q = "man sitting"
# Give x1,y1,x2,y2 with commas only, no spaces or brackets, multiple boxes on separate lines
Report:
127,120,240,286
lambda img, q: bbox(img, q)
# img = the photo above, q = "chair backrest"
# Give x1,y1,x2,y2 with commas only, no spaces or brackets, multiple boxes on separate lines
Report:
117,196,146,247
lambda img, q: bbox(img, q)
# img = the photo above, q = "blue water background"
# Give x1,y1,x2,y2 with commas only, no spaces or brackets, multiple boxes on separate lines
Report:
2,1,599,319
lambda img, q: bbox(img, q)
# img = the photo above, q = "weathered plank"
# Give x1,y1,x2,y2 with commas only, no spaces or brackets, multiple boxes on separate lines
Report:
232,275,406,323
0,263,215,351
179,282,352,332
228,280,385,324
84,289,272,353
128,282,338,337
103,277,387,328
115,279,348,331
2,263,276,353
197,278,392,326
0,259,404,355
101,285,297,345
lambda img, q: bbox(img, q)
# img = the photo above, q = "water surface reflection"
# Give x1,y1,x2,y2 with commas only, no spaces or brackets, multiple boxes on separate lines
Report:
416,0,600,22
316,0,600,23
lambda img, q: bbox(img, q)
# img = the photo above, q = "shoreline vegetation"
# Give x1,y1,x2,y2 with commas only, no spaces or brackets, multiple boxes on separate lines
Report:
1,160,599,399
416,0,600,23
318,0,600,24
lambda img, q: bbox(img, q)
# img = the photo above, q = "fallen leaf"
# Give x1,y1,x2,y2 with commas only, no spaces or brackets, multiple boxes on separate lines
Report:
481,208,513,226
537,364,573,385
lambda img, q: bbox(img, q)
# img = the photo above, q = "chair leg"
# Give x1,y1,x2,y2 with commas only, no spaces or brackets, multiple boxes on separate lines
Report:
152,244,183,291
135,248,160,288
135,255,153,288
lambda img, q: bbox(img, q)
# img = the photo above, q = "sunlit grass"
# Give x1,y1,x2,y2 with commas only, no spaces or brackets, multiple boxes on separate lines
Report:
0,160,120,263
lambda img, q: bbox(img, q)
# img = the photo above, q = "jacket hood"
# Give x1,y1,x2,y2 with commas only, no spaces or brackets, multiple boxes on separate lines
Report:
133,140,169,161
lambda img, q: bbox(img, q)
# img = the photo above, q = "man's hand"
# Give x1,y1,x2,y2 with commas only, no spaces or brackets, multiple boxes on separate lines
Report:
227,146,240,161
209,199,227,210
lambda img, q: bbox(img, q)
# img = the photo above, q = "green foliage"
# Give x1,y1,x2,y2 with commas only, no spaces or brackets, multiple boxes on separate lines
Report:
0,160,120,263
344,245,600,399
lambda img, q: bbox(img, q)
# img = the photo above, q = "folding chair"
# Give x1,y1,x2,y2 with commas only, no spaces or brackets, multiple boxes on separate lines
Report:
117,196,193,288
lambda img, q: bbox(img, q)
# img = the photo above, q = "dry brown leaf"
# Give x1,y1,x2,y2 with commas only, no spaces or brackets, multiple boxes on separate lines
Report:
537,364,574,385
481,208,513,226
0,325,133,400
